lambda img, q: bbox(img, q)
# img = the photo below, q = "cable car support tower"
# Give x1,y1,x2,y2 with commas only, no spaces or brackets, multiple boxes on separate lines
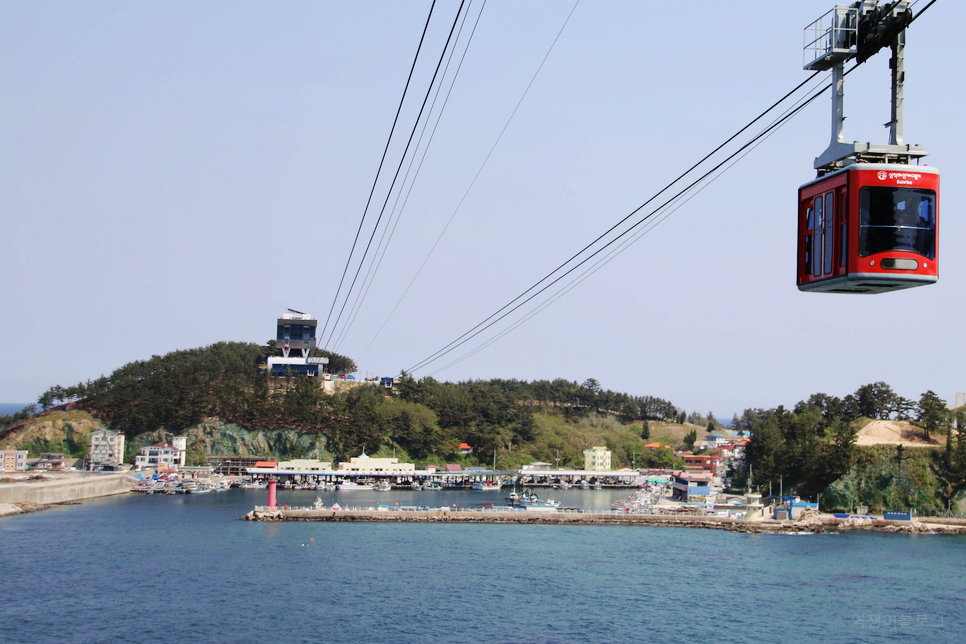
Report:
804,0,924,175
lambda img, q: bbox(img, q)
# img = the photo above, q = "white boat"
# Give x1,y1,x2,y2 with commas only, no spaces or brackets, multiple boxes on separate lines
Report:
423,482,443,491
507,491,560,510
471,481,502,491
375,481,392,492
410,481,423,491
337,480,375,491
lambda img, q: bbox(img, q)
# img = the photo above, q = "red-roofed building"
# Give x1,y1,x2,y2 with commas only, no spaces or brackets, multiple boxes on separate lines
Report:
682,454,724,475
445,464,463,472
254,461,278,468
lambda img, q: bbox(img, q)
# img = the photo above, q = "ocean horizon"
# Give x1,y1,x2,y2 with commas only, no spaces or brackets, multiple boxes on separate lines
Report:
0,403,30,416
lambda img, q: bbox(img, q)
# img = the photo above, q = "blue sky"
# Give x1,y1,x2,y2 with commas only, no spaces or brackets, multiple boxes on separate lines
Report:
2,1,962,416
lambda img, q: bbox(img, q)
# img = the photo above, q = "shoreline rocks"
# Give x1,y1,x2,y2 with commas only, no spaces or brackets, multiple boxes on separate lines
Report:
0,502,51,518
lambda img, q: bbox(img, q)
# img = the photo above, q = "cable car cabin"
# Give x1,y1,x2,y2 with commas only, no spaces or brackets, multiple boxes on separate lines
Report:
797,163,938,294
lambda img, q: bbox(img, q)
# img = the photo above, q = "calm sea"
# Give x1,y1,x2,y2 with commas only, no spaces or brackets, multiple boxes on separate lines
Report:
0,403,30,416
1,488,965,644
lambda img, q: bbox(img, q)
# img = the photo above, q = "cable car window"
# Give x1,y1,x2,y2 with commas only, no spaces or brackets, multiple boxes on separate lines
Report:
804,206,813,273
823,192,834,274
812,196,823,277
859,187,936,259
839,192,847,267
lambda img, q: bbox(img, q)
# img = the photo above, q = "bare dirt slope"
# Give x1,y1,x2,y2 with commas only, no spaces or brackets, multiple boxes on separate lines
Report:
0,409,104,450
855,419,944,447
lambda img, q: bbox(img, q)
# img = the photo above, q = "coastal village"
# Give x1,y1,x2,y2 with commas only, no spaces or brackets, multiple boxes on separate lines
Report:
3,421,962,534
3,310,966,533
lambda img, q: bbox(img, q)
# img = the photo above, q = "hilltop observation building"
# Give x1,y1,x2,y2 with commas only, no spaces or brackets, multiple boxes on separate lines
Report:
267,309,327,378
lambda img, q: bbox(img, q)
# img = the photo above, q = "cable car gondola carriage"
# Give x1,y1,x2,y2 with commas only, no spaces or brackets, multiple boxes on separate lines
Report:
797,1,938,294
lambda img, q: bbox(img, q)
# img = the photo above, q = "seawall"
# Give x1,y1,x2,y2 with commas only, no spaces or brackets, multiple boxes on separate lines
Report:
0,473,133,505
242,508,966,534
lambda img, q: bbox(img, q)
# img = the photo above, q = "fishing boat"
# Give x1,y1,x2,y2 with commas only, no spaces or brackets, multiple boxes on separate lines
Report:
471,480,502,491
410,481,423,491
337,480,375,491
375,481,392,492
423,481,443,491
506,491,560,510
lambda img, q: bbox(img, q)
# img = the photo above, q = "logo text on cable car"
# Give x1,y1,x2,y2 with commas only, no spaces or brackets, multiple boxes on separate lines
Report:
876,170,922,185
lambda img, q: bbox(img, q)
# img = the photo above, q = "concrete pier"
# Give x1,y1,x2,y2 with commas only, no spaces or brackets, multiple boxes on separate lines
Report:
241,507,966,534
0,473,134,506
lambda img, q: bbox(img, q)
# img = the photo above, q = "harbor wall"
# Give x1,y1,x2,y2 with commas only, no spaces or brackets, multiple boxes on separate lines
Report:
242,508,966,534
0,474,133,505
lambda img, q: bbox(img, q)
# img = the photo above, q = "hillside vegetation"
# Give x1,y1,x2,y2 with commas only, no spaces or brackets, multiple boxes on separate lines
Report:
1,342,692,468
9,344,966,512
735,383,966,510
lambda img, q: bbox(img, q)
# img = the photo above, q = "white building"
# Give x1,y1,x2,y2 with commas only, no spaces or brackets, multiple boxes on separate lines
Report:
276,459,333,473
337,452,415,475
583,446,612,472
89,429,125,466
521,462,553,471
134,436,186,470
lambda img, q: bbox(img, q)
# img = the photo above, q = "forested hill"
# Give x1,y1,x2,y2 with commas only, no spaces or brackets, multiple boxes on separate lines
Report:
11,342,682,464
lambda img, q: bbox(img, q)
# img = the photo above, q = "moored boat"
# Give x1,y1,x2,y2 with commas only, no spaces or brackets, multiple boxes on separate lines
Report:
337,480,375,491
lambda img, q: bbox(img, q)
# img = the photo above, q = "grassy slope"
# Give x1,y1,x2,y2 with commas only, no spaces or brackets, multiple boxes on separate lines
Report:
498,410,702,470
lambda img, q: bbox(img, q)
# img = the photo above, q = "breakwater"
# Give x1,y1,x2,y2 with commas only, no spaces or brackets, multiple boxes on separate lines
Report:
242,507,966,534
0,473,134,506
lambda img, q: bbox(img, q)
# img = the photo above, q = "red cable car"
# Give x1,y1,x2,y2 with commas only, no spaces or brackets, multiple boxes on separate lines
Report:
797,163,938,293
798,2,938,294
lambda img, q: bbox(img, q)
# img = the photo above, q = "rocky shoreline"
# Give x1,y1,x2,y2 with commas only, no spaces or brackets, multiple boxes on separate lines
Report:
241,508,966,534
0,502,50,518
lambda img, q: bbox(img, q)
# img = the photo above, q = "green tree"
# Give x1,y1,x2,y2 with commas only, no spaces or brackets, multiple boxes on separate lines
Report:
309,349,357,375
855,382,896,420
682,429,697,451
917,390,947,439
641,420,650,441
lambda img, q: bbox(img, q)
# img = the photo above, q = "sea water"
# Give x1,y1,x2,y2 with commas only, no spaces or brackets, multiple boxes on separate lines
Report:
1,489,964,644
